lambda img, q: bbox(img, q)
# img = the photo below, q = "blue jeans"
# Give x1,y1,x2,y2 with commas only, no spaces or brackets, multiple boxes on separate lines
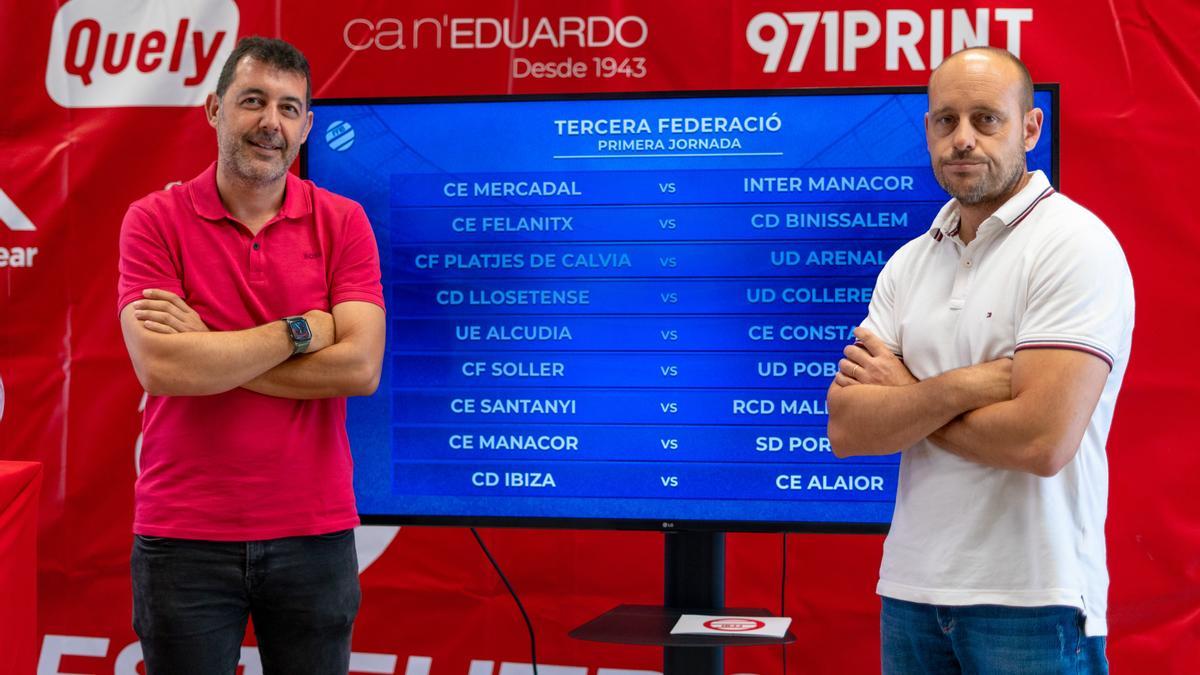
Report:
131,529,361,675
881,597,1108,674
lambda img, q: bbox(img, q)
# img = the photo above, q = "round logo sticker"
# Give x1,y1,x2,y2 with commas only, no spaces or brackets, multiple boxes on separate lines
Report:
325,120,355,152
703,617,765,632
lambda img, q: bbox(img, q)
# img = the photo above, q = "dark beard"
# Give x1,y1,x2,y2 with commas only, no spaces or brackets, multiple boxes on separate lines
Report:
221,138,292,186
935,154,1025,206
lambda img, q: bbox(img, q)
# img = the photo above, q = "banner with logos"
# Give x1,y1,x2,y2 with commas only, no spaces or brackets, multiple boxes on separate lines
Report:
2,1,1198,672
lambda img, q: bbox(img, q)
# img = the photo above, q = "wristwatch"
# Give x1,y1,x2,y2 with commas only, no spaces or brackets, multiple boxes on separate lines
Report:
282,315,312,355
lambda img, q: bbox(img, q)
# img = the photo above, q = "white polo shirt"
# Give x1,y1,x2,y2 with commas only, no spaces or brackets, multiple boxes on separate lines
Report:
861,170,1134,636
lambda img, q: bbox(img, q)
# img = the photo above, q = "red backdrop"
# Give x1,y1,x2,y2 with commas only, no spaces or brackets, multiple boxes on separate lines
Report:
2,1,1198,673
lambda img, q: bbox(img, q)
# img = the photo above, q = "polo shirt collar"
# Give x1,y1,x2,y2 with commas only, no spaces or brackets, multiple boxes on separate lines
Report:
928,170,1055,243
189,161,312,223
990,170,1054,229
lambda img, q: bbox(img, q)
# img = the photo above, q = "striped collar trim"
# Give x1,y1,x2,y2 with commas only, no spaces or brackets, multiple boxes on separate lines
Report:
1005,186,1055,229
928,170,1055,242
929,218,961,241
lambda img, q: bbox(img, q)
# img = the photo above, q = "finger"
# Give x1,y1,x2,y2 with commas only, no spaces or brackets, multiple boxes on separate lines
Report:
137,299,192,322
134,306,177,322
838,358,860,378
144,289,191,314
135,310,186,332
142,320,177,334
142,288,181,302
143,288,181,301
842,343,870,365
834,372,860,387
133,299,172,313
852,327,890,357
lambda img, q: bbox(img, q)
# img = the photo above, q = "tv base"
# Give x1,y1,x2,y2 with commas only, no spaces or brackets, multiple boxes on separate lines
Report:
567,532,795,674
568,602,795,640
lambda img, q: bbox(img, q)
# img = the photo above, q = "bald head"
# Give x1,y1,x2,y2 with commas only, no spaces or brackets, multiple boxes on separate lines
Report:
924,46,1043,210
930,47,1033,112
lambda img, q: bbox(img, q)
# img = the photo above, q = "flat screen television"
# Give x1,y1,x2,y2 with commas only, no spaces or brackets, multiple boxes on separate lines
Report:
301,86,1057,533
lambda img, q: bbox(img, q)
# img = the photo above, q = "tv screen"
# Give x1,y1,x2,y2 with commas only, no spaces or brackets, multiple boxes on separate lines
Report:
302,87,1057,532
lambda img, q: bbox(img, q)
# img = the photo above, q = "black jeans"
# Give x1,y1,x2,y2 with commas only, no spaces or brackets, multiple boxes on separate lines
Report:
131,529,361,675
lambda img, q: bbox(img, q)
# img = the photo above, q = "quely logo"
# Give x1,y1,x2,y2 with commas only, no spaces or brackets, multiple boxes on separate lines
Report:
45,0,239,108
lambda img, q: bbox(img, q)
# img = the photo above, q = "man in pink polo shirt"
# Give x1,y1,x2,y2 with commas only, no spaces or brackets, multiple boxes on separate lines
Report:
117,37,384,675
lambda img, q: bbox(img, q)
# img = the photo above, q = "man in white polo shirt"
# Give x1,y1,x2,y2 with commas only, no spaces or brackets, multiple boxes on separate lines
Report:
827,47,1133,673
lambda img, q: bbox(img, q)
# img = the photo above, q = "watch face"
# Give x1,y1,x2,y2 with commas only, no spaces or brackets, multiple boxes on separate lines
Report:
289,319,311,341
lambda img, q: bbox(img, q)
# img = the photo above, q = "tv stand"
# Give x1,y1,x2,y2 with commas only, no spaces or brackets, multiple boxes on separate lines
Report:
569,531,795,674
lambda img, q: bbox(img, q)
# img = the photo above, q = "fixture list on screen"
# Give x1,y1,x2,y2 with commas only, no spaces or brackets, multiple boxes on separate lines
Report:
383,107,945,513
310,93,1054,524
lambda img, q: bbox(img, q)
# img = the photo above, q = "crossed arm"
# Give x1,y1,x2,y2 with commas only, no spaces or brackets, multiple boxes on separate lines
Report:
120,289,385,399
826,328,1109,477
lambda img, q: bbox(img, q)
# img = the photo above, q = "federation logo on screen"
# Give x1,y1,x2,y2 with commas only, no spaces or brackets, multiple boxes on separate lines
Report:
325,120,355,152
45,0,239,108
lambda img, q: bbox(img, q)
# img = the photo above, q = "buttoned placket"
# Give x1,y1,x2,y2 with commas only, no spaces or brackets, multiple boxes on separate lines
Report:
947,216,1005,310
236,215,287,284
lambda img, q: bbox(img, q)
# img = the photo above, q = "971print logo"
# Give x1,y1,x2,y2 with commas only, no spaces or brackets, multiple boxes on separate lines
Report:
45,0,239,108
746,8,1033,73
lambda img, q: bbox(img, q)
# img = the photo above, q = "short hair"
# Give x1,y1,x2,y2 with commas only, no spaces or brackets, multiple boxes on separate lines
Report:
931,46,1034,111
215,36,312,108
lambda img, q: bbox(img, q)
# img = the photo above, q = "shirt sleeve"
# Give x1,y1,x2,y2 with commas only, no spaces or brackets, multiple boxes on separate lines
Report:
859,249,904,356
330,204,385,309
1015,228,1134,370
116,204,184,313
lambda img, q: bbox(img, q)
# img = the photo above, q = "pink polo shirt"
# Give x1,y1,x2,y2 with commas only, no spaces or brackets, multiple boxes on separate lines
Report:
117,162,384,541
